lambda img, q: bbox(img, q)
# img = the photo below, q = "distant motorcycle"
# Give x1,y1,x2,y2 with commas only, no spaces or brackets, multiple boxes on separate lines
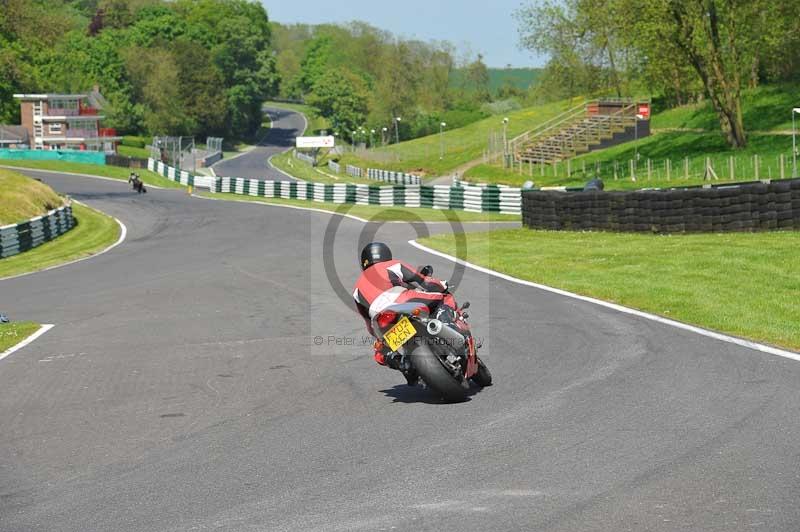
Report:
372,266,492,402
128,173,147,194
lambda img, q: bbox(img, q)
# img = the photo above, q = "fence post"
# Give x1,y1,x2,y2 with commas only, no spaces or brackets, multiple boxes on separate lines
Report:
666,159,671,181
614,160,618,180
729,156,734,180
684,157,689,179
780,154,785,180
630,159,635,181
647,159,652,180
754,154,759,180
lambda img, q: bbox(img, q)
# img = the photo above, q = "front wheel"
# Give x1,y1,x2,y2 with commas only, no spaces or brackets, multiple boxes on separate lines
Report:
410,342,469,403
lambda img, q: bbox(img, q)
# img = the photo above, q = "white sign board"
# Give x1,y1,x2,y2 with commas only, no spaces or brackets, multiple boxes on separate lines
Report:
296,136,335,149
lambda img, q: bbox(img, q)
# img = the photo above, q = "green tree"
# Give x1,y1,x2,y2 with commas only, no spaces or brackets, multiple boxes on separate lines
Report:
306,68,368,136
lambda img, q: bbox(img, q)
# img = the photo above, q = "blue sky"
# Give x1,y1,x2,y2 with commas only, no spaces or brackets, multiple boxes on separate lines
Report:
261,0,547,68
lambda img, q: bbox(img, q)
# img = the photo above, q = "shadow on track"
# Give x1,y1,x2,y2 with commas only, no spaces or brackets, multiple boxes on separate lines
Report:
379,383,486,404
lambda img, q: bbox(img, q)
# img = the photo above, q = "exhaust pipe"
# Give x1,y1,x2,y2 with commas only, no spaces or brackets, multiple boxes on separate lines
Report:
426,319,465,349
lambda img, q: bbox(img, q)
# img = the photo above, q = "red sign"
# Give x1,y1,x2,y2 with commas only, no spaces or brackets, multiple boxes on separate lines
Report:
638,104,651,119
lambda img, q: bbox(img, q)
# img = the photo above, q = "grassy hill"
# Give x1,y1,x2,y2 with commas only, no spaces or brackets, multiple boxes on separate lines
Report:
465,83,800,189
337,97,583,176
0,169,64,225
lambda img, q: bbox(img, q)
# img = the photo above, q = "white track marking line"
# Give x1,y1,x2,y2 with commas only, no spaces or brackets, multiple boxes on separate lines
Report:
0,165,169,190
0,324,55,362
0,212,127,282
408,239,800,362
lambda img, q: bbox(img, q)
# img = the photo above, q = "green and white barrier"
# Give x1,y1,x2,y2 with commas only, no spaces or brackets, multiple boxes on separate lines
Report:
366,168,421,185
0,202,74,259
214,176,521,214
148,158,521,214
147,158,216,189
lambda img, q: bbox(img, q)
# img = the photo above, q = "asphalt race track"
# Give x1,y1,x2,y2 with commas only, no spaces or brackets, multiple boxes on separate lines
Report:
212,106,306,180
2,166,800,531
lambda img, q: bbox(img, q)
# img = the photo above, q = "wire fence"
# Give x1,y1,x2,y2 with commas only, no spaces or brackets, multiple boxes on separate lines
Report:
150,136,196,171
206,137,223,154
504,150,798,184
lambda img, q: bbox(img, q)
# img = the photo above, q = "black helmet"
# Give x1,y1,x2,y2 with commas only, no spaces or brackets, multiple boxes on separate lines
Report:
360,242,392,270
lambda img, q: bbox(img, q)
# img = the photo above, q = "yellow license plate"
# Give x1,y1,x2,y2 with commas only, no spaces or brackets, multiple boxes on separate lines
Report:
384,316,417,352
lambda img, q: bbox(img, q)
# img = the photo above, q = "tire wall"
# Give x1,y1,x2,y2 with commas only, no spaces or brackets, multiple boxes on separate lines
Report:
522,178,800,233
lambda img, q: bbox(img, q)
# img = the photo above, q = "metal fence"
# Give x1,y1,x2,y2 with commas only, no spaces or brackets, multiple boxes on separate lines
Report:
328,160,341,173
503,150,798,184
150,136,196,172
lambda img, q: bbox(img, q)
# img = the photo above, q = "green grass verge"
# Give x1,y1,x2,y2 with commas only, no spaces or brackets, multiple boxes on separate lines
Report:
0,159,184,189
0,202,120,279
199,192,520,222
264,101,328,134
0,322,41,353
0,169,64,225
419,228,800,351
467,131,795,189
269,150,386,186
336,98,583,176
117,144,151,159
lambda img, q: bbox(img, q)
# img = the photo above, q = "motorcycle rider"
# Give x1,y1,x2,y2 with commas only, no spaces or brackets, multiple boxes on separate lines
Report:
353,242,457,377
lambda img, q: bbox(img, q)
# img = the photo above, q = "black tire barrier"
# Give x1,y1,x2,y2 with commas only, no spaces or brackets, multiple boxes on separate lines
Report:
522,178,800,233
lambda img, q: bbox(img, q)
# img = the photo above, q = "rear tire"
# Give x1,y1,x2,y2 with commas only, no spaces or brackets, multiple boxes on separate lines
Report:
471,357,492,387
410,342,469,402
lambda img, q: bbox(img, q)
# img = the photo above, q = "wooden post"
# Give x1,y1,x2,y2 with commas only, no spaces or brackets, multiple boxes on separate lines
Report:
729,156,734,180
754,154,759,180
647,159,652,180
780,154,785,180
684,157,689,179
614,160,618,180
666,159,671,180
541,161,544,177
630,159,636,181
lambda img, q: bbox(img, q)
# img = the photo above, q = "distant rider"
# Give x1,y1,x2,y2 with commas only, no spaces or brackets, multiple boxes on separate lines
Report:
352,242,457,372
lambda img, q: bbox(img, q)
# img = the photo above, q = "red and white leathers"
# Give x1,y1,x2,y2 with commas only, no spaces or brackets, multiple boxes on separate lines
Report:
353,260,456,365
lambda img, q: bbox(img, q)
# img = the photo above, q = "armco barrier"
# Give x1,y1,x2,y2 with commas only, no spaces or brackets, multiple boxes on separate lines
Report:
147,158,216,189
294,151,315,165
522,178,800,232
0,202,74,259
149,159,521,214
366,168,421,185
346,164,362,178
213,177,521,214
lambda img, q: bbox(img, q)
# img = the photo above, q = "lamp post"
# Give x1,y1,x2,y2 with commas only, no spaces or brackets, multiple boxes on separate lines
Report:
439,122,447,160
502,117,509,167
394,117,401,144
793,108,800,177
